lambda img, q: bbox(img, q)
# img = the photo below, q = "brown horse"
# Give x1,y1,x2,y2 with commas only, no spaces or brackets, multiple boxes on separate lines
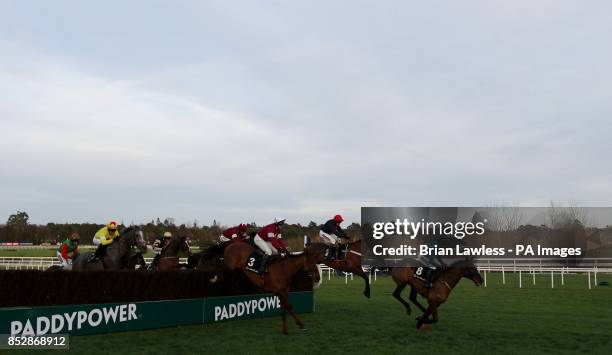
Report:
155,237,192,271
391,261,483,329
318,240,371,298
214,242,326,334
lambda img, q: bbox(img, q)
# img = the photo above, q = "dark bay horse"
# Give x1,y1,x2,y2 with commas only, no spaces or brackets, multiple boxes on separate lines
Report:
191,243,229,271
318,240,371,298
214,242,326,334
155,236,192,271
72,227,147,270
391,260,483,329
126,251,146,270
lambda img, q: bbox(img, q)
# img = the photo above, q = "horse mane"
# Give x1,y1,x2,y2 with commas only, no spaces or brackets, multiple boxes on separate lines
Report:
450,259,476,268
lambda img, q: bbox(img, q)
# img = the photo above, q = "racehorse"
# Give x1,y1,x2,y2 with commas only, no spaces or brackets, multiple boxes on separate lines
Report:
72,226,147,270
214,242,327,334
390,260,483,329
192,233,257,271
191,245,226,271
125,251,147,270
154,236,192,271
318,240,371,298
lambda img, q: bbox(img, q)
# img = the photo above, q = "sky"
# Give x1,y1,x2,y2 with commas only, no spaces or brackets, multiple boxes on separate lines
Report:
1,1,612,226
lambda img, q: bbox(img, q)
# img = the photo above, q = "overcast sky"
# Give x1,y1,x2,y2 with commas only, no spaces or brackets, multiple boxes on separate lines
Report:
1,1,611,226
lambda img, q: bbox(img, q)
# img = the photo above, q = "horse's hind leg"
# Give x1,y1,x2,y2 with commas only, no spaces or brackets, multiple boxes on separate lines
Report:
408,286,427,313
392,283,411,316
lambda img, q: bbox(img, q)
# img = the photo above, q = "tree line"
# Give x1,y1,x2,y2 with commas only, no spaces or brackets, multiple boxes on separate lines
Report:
0,211,361,249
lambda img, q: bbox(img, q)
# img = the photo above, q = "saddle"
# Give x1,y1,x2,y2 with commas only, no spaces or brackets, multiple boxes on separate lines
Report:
413,266,440,288
245,250,284,274
245,250,267,274
325,244,349,261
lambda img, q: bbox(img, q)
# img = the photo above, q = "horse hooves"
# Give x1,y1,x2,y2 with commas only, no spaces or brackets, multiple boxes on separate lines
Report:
363,290,371,298
415,317,433,324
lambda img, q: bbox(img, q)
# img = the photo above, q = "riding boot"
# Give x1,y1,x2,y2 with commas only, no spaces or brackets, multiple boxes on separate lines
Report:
336,244,345,260
88,244,108,262
259,254,269,274
326,246,336,261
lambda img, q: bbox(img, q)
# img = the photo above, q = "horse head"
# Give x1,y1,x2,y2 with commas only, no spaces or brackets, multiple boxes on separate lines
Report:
457,259,483,286
122,226,147,254
303,243,327,283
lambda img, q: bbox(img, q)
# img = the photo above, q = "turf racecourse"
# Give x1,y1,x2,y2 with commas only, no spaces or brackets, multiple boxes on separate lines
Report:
5,273,612,355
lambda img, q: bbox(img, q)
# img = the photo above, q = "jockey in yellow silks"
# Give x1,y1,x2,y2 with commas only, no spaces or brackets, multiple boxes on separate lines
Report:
89,221,120,262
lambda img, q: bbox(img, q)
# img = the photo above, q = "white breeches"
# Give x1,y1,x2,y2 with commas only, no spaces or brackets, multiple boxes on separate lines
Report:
92,237,101,246
254,235,278,256
319,230,340,245
56,251,72,270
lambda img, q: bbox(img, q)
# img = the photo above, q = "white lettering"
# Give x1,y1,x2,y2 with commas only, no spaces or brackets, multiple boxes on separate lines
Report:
37,316,50,335
103,306,119,324
88,309,103,327
10,321,22,336
51,314,64,334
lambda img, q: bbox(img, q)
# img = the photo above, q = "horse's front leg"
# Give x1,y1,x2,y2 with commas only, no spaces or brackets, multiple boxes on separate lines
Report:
278,290,304,331
210,258,229,283
416,302,438,329
352,267,371,299
417,303,434,329
276,291,290,334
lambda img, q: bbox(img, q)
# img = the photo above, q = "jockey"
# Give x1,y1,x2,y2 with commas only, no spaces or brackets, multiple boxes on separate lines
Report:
57,232,80,269
89,221,120,262
254,219,287,273
219,223,248,243
151,231,173,267
319,214,348,244
319,215,349,260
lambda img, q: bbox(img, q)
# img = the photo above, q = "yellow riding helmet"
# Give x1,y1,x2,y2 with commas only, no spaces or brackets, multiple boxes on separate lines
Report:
163,231,172,239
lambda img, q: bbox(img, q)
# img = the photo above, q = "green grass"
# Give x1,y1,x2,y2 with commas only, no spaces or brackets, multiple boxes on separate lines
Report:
0,249,66,257
5,273,612,355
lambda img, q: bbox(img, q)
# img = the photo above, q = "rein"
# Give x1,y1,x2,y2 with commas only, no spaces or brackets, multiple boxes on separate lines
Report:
442,280,452,291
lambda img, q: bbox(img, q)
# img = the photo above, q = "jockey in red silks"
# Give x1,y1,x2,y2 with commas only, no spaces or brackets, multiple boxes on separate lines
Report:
253,219,287,273
219,224,249,243
255,219,287,255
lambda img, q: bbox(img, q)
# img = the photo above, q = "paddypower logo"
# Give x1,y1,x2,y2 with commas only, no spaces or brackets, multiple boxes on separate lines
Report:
11,304,137,336
214,296,281,321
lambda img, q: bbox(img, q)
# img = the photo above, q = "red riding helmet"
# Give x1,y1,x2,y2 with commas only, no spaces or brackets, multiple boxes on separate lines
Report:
334,214,344,223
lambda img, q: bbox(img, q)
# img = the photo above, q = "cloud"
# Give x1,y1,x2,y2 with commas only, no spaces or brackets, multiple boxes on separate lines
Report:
1,1,612,225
